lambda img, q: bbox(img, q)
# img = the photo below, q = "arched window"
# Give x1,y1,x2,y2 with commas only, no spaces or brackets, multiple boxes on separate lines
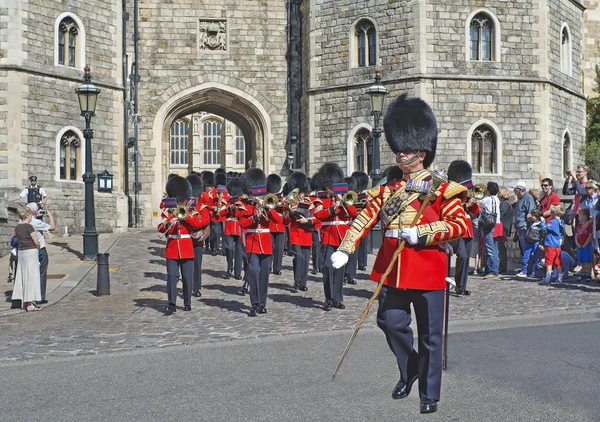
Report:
561,25,572,75
203,121,222,166
354,128,372,173
57,17,79,67
170,119,189,165
235,127,245,166
563,131,571,175
59,130,81,180
471,124,497,174
469,13,494,61
354,19,377,68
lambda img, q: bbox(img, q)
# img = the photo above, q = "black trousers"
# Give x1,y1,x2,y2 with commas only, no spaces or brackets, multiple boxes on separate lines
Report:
166,258,193,307
39,247,49,300
498,237,508,273
224,235,243,277
247,253,272,309
209,222,223,252
271,232,285,272
377,286,445,401
311,229,321,271
193,245,203,292
322,244,344,303
291,244,310,287
357,235,369,268
346,252,358,280
453,237,472,292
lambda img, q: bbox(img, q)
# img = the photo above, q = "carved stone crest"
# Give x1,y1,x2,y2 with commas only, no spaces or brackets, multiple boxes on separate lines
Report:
199,20,227,51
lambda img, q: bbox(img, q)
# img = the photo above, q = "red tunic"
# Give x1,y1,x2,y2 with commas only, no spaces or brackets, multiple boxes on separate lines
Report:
269,204,286,233
220,205,241,236
313,197,357,247
209,188,229,223
157,210,206,259
237,203,283,254
283,200,318,247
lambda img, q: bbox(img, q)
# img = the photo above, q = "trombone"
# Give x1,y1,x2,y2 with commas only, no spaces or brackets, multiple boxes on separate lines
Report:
342,191,358,207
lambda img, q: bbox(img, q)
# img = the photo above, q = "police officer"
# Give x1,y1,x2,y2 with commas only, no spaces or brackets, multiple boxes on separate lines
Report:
12,175,48,210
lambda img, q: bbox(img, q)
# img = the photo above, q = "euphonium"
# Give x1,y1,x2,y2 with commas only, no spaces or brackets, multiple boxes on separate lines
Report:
284,188,300,211
471,183,486,201
263,193,279,209
342,191,358,206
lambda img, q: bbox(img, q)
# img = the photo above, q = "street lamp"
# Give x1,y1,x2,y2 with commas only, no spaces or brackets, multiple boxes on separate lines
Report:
365,68,388,187
76,66,101,260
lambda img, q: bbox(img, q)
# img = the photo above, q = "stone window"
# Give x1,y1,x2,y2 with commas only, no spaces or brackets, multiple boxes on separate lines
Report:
560,24,572,76
59,130,81,181
170,119,189,166
352,19,377,68
354,128,372,173
563,131,571,175
235,127,245,166
57,17,79,67
469,13,494,61
203,121,222,166
471,124,497,174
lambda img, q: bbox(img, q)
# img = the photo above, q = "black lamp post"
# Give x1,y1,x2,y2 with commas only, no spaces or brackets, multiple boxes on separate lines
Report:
365,69,388,187
76,66,101,260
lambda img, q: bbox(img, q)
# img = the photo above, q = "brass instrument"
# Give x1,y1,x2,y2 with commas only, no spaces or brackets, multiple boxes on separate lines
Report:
342,191,358,206
263,193,279,209
471,183,486,201
283,188,300,211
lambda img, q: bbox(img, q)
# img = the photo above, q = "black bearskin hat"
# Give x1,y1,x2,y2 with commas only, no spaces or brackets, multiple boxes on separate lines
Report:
384,94,438,169
267,174,283,194
287,171,307,191
202,171,215,187
345,176,358,193
351,171,369,192
447,160,472,184
309,173,322,192
282,182,290,196
186,174,204,198
215,172,227,187
215,167,226,176
383,165,404,183
241,168,266,196
226,177,244,197
167,173,178,180
166,175,192,203
318,162,344,189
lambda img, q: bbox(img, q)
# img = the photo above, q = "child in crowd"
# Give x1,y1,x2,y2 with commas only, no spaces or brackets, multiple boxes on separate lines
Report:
523,209,545,277
575,207,594,281
539,204,565,285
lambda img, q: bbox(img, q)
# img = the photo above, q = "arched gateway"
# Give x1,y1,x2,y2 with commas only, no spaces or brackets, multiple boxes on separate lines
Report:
149,76,276,224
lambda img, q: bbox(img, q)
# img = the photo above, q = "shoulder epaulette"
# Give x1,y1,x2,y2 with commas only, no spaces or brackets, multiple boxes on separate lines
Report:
442,181,469,202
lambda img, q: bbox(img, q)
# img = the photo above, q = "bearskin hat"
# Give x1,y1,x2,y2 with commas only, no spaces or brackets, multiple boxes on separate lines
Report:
309,173,322,192
167,173,179,180
240,168,266,196
186,174,204,198
447,160,472,184
215,167,226,175
226,177,244,197
318,162,344,189
345,176,358,193
351,171,370,192
215,172,227,187
383,165,404,183
267,174,283,194
282,182,290,196
166,175,192,203
384,93,438,169
202,171,215,187
287,171,307,192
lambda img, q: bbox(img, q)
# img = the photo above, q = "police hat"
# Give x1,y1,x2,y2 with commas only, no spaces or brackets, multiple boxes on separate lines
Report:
29,175,37,181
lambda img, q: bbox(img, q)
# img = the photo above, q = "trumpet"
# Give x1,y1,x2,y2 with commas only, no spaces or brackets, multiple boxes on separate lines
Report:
263,193,279,209
342,191,358,206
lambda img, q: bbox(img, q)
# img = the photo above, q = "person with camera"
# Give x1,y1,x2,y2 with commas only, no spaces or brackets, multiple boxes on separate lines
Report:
25,203,55,304
563,166,588,214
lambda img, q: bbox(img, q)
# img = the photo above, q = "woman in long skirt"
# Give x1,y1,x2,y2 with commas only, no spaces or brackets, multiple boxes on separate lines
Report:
11,206,41,311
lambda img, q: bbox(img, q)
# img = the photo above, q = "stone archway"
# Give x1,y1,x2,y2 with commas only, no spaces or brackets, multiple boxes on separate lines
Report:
150,78,275,224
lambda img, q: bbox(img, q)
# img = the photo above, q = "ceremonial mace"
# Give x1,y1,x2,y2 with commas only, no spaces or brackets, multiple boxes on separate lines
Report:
332,170,447,380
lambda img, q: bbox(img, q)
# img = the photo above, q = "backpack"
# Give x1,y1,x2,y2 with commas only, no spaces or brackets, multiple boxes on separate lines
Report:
525,222,544,244
479,198,497,229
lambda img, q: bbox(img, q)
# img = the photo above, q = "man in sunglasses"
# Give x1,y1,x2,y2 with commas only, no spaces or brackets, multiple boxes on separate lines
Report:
563,165,589,215
540,178,561,222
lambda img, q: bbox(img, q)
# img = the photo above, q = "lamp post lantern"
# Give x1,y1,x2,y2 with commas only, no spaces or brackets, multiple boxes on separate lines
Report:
76,66,101,260
365,68,388,187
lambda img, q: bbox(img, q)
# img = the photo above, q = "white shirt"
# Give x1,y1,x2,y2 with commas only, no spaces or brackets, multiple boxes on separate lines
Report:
480,195,501,224
19,186,47,199
29,218,51,249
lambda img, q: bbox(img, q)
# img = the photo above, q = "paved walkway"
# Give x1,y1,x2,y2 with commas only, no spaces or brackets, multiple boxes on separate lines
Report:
0,229,599,362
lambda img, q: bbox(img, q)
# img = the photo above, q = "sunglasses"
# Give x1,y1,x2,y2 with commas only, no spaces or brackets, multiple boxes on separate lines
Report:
541,184,550,187
587,186,596,190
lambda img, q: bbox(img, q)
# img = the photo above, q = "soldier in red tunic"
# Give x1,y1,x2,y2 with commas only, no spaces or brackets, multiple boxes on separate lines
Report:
309,174,323,275
314,163,358,311
157,176,208,315
186,174,212,298
351,171,371,272
267,174,286,275
236,169,284,317
342,176,359,285
221,177,244,280
331,94,470,414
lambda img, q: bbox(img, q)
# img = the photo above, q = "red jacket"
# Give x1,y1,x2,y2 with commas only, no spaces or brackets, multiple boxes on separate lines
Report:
208,188,229,223
220,205,241,236
283,201,319,247
236,203,283,254
191,203,212,247
269,203,286,233
157,209,206,259
313,197,357,246
463,201,480,239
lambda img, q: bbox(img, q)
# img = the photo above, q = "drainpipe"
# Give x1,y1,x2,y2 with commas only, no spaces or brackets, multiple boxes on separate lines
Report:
132,0,140,227
122,0,132,227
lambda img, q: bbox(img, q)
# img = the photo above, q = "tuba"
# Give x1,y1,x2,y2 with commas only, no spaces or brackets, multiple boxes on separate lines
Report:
342,191,358,206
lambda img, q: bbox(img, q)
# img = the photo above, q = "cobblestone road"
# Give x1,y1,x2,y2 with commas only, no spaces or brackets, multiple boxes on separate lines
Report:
1,230,599,362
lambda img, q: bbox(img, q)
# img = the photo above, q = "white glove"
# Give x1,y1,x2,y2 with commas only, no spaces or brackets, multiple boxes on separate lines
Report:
331,251,349,269
439,242,454,255
400,227,419,245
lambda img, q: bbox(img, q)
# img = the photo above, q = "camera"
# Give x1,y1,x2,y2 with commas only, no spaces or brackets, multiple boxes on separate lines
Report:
39,210,46,215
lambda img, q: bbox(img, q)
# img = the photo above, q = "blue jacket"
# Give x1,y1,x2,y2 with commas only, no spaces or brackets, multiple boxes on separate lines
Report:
544,218,563,248
515,193,536,231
